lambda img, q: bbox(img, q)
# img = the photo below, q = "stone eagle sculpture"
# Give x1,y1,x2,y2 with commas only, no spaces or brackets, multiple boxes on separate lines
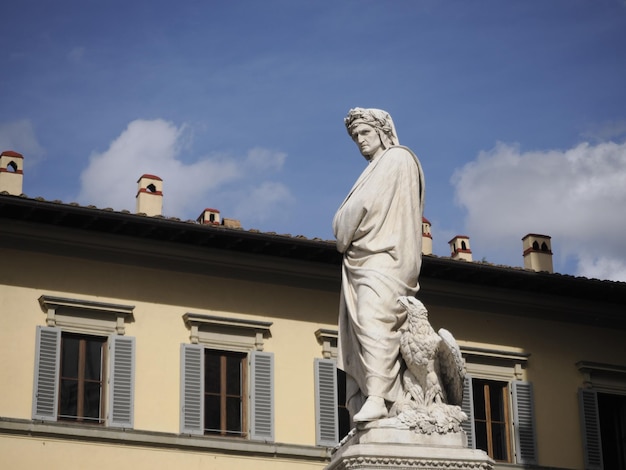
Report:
388,296,467,435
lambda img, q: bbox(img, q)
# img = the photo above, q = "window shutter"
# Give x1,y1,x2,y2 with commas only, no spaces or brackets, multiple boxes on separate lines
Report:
578,388,603,470
512,381,538,465
315,358,338,446
32,326,61,421
250,350,274,441
461,374,475,449
180,343,204,435
108,335,135,428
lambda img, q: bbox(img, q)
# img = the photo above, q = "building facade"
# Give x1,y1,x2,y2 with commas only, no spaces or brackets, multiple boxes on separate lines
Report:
0,164,625,469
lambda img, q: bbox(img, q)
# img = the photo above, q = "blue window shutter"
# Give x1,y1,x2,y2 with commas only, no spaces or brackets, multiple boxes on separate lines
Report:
512,381,538,465
250,351,274,441
315,358,338,446
579,388,603,470
460,374,475,448
32,326,61,421
108,335,135,428
180,344,204,435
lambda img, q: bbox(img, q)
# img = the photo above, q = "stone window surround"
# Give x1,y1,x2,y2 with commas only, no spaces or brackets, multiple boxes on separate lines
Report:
182,312,272,352
38,295,134,335
460,343,530,382
315,328,338,359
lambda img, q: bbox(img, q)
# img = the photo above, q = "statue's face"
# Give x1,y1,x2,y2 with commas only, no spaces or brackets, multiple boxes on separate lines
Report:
351,123,384,160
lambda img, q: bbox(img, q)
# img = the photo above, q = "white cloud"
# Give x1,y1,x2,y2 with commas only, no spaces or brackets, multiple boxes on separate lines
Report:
233,181,295,228
245,147,287,172
581,119,626,142
78,119,292,224
0,119,45,167
451,140,626,281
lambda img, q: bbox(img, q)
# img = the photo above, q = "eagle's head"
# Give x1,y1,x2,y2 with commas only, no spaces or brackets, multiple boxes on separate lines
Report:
398,296,428,320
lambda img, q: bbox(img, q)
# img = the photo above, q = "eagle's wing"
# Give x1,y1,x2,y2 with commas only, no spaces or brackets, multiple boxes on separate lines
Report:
437,328,466,406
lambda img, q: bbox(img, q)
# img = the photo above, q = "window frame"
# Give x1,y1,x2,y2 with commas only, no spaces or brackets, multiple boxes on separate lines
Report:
460,343,537,465
471,378,512,462
180,313,274,441
577,361,626,470
58,332,107,424
32,296,135,428
204,349,248,437
32,326,136,428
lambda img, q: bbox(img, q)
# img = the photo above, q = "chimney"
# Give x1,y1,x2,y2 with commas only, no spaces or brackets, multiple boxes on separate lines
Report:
449,235,473,262
522,234,553,273
0,150,24,195
421,216,432,255
197,208,221,225
222,218,242,229
136,174,163,216
197,209,242,229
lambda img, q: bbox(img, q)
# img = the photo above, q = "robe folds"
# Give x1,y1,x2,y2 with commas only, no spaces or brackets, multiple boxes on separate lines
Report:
333,145,425,416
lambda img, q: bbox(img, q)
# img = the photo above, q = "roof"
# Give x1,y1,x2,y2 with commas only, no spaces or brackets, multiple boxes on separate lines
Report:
1,192,625,308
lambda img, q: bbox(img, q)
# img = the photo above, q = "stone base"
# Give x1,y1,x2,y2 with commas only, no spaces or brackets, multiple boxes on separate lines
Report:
326,425,494,470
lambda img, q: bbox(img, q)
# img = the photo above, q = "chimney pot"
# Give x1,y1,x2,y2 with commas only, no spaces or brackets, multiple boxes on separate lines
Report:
421,216,433,255
522,233,553,273
136,174,163,216
448,235,473,262
0,150,24,195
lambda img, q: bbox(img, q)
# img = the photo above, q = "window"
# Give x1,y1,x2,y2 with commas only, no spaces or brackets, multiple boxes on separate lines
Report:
33,327,135,428
32,296,135,428
472,379,511,461
460,343,537,465
204,349,247,436
181,313,273,441
59,333,106,423
578,362,626,470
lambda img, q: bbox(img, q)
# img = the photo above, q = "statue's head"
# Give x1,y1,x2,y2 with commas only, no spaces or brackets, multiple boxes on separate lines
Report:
344,108,399,160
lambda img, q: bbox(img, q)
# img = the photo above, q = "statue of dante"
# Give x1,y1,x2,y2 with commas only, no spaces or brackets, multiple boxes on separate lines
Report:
333,108,425,423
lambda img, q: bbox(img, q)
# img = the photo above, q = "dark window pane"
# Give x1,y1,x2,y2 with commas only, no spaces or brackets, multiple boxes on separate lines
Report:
61,337,80,378
475,421,488,451
337,369,346,403
60,379,78,418
205,353,220,394
226,397,242,433
226,356,242,395
205,395,221,433
83,382,102,420
338,408,351,440
492,423,508,460
337,368,351,439
490,385,506,422
84,340,103,380
598,392,626,470
473,380,486,420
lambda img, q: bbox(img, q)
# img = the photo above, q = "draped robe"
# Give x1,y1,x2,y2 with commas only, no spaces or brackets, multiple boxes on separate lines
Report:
332,145,425,416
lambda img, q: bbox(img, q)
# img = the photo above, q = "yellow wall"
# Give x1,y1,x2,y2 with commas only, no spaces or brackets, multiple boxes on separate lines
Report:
0,435,325,470
430,303,625,470
0,247,339,446
2,245,625,470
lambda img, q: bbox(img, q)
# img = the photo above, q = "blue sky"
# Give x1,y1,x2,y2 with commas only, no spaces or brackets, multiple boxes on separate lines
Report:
2,0,626,280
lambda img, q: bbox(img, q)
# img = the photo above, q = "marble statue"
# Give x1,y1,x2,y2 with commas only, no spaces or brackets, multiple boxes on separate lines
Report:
333,108,466,434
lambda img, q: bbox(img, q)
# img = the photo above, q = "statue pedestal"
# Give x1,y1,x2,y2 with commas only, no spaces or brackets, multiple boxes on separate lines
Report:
326,423,494,470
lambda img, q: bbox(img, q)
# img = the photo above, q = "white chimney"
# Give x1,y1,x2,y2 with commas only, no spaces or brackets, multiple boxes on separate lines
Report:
421,216,432,255
449,235,472,262
197,208,221,225
0,150,24,195
136,174,163,216
522,234,553,273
